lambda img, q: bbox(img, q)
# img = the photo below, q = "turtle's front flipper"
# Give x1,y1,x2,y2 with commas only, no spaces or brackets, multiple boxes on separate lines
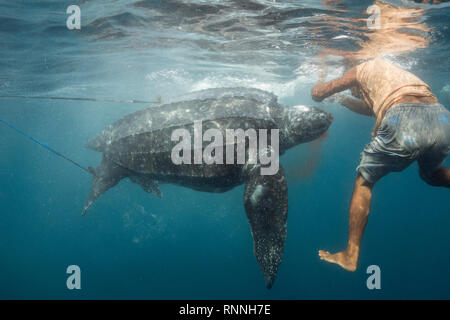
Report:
243,164,288,289
82,155,130,216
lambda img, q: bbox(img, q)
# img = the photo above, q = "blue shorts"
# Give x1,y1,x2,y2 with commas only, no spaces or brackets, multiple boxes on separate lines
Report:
357,103,450,184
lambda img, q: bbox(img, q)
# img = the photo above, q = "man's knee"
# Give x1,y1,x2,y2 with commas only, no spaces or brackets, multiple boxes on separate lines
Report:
420,168,450,187
353,174,374,204
355,173,375,189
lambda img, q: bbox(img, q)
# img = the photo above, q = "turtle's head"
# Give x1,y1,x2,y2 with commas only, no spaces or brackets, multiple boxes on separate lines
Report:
279,105,333,149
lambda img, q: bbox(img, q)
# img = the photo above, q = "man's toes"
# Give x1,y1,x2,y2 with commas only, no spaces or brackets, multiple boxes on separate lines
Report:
318,250,331,260
321,252,339,263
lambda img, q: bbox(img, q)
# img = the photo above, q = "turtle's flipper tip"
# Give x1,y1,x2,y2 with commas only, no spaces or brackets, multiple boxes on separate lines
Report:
264,276,275,290
81,202,91,216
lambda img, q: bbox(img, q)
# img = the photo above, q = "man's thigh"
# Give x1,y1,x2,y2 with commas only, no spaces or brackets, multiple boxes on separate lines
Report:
357,144,415,184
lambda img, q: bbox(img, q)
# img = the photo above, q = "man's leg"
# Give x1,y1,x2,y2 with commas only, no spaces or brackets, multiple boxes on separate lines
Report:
319,174,374,271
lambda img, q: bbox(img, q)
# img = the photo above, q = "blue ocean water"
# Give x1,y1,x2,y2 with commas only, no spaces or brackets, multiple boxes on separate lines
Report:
0,0,449,299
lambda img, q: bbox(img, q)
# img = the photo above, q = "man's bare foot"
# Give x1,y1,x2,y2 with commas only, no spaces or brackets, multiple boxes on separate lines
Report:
318,250,358,272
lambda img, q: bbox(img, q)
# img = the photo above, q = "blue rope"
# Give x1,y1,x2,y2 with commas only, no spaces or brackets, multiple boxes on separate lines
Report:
0,117,92,175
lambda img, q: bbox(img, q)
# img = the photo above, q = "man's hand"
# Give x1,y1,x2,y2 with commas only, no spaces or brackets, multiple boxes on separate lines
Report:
311,82,326,102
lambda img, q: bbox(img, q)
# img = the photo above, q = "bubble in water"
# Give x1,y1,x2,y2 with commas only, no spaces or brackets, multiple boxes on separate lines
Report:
440,84,450,105
122,204,168,244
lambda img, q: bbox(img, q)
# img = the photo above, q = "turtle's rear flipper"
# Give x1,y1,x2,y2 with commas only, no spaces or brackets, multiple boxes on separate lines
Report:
243,165,288,289
82,155,130,216
129,175,162,198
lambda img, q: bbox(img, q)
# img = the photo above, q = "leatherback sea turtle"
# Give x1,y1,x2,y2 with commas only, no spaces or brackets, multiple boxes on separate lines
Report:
83,87,332,288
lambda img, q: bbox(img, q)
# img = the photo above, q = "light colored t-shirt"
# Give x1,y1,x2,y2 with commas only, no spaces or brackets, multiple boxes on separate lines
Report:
355,58,436,133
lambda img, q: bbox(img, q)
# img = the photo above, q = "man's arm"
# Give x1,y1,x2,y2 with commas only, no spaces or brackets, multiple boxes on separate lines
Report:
338,96,374,116
311,67,358,102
